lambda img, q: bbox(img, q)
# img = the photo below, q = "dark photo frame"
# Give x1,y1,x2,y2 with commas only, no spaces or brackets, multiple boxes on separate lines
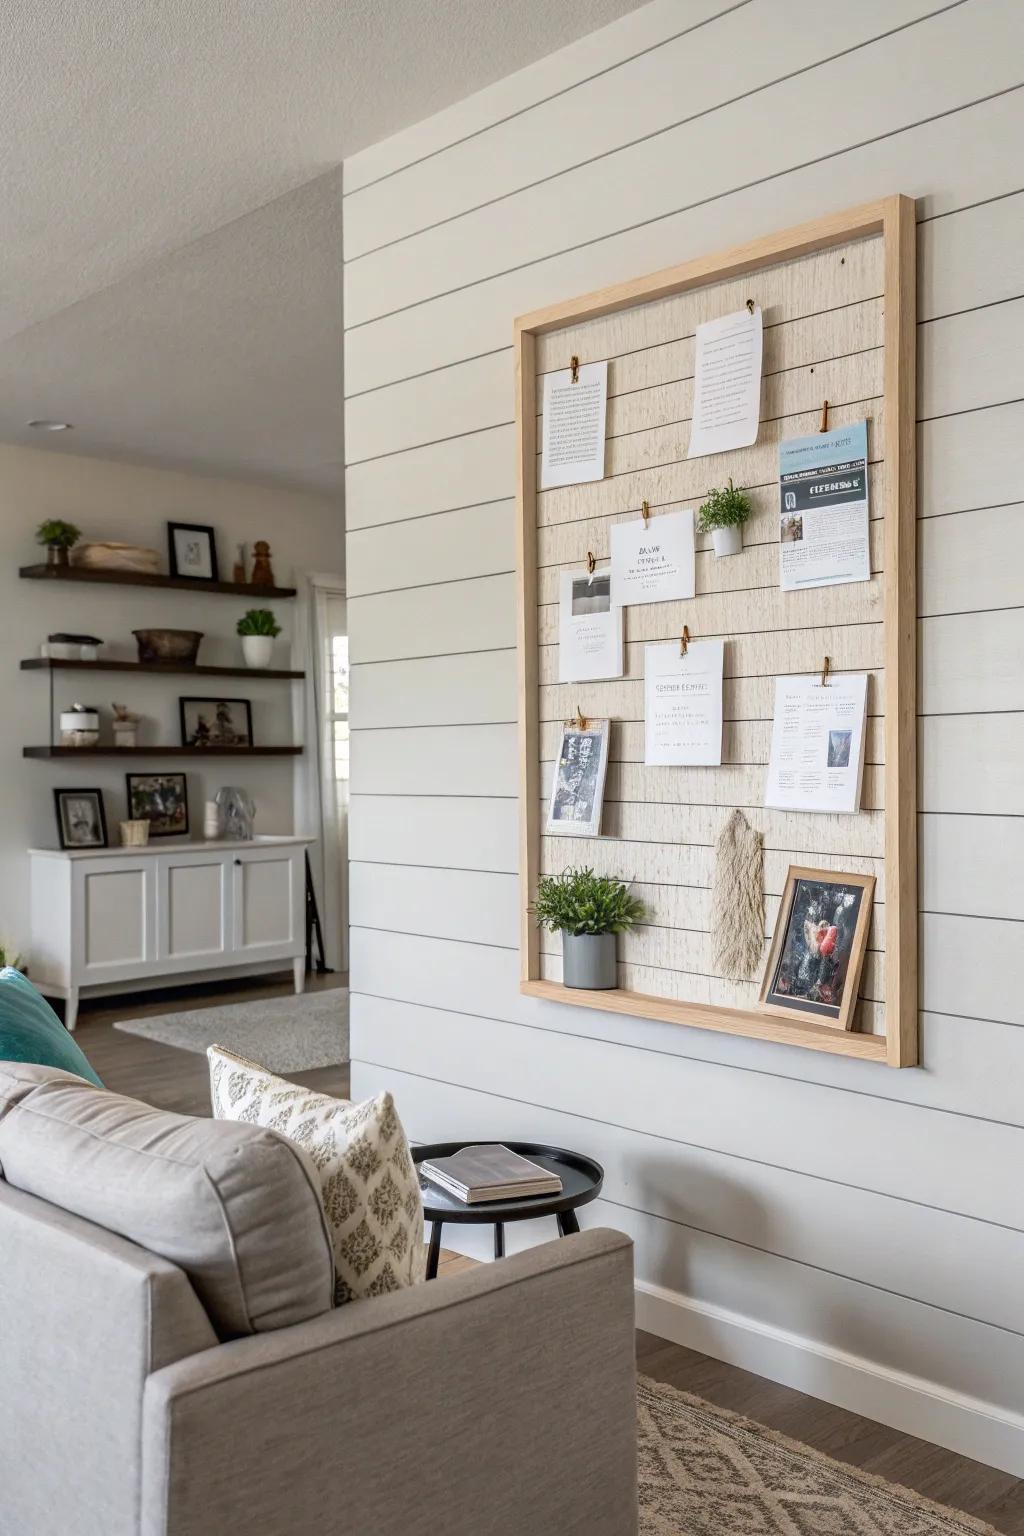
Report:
167,521,219,582
125,772,189,837
179,696,253,748
53,788,108,850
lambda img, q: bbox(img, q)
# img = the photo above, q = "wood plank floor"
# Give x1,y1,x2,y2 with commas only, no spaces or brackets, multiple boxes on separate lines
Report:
73,973,1024,1531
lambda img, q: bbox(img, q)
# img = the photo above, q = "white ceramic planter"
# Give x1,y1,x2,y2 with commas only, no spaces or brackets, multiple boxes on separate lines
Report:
711,524,743,556
562,932,617,990
241,635,275,669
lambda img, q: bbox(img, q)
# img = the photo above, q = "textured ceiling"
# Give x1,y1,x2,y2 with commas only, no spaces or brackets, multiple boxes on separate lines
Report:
0,0,644,493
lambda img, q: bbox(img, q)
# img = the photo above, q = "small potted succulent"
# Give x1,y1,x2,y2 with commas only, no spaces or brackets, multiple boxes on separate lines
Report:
697,478,751,557
532,866,645,990
236,608,282,669
36,519,82,568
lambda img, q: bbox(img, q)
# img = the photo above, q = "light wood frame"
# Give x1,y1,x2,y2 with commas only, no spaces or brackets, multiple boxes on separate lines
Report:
514,196,917,1067
758,866,876,1032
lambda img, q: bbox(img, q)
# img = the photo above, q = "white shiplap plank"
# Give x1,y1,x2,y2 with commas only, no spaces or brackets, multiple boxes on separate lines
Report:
351,723,517,797
349,572,514,663
921,815,1024,922
346,350,512,464
344,89,1024,394
920,610,1024,716
919,504,1024,616
344,7,1023,326
921,713,1024,816
919,296,1024,420
922,913,1024,1027
350,649,515,728
346,423,513,530
919,399,1024,520
346,498,515,598
348,794,516,873
349,863,517,949
919,190,1024,321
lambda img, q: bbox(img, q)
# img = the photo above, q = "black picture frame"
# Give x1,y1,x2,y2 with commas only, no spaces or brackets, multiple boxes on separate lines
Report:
53,788,108,850
167,521,219,582
179,696,254,748
125,772,189,838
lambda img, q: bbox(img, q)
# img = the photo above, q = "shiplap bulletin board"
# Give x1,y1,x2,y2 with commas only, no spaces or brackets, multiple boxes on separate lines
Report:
515,198,917,1067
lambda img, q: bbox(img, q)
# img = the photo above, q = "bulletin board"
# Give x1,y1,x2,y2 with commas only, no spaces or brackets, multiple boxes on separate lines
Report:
514,198,917,1067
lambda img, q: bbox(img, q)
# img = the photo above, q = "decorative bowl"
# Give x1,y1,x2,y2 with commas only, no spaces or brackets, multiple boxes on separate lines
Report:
132,629,203,665
73,542,161,574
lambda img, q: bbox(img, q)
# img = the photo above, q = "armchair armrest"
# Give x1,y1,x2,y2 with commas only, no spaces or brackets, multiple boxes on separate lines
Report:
142,1228,637,1536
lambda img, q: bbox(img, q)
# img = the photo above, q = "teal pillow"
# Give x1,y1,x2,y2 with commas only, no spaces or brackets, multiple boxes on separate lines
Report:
0,968,103,1088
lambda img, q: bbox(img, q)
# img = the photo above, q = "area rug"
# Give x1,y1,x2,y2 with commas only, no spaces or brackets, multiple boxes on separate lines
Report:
113,988,348,1073
637,1376,998,1535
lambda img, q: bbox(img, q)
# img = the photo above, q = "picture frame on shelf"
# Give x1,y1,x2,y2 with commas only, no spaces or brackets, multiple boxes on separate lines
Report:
179,696,253,748
53,788,108,850
125,772,189,837
167,522,219,582
758,866,875,1032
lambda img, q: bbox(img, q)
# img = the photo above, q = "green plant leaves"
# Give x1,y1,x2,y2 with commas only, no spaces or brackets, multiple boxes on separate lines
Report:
532,866,646,936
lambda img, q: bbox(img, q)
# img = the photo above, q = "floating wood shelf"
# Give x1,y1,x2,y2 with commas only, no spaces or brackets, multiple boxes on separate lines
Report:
21,658,304,680
23,745,302,759
19,564,297,599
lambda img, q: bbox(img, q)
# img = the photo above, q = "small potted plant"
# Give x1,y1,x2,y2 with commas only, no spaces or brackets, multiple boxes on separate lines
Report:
236,608,282,669
36,519,82,568
532,866,645,990
697,478,751,557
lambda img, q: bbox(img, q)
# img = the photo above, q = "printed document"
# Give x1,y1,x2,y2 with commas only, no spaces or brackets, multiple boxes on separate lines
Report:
687,306,763,458
541,360,608,488
778,421,870,590
765,673,868,814
610,507,695,606
644,639,724,766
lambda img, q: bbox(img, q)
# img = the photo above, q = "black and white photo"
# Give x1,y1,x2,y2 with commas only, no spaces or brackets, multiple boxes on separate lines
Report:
546,719,610,838
53,788,108,850
167,521,219,582
179,696,253,748
126,772,189,836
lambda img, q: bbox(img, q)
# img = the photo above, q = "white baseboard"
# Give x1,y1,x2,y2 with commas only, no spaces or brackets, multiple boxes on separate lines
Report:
636,1279,1024,1478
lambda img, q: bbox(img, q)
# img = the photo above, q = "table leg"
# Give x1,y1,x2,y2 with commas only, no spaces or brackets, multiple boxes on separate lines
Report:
494,1221,505,1259
426,1220,443,1280
556,1209,580,1238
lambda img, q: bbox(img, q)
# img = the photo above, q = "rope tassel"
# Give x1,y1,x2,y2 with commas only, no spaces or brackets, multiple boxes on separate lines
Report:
711,810,765,981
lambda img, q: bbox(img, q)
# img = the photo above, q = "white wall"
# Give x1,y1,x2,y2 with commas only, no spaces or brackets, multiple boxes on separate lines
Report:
1,443,342,952
342,0,1024,1471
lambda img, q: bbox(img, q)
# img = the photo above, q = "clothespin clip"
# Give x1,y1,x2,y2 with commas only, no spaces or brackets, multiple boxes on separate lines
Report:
819,399,830,433
679,625,691,658
641,499,650,527
570,355,580,384
586,550,596,575
575,705,588,731
745,299,755,315
820,655,831,687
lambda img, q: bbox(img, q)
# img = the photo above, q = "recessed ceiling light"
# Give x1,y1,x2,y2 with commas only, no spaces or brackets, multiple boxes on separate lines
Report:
28,419,73,431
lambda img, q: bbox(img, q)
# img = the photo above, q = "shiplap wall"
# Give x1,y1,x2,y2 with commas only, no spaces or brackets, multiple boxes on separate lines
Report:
343,0,1024,1471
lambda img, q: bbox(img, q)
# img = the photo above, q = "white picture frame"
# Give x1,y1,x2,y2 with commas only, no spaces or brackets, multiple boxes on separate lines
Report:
545,718,610,838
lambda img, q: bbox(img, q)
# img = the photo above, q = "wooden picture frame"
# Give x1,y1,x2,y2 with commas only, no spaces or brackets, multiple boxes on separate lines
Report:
125,772,189,838
514,196,917,1067
179,696,253,748
167,521,219,582
53,788,108,850
758,867,875,1032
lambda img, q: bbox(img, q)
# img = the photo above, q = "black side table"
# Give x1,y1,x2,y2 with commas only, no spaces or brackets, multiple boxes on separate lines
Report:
413,1141,604,1280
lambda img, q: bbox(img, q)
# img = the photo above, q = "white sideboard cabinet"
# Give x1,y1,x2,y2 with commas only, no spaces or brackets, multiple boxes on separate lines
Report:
29,836,312,1031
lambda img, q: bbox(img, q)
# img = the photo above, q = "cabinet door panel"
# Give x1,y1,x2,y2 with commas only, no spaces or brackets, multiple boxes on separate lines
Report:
234,852,302,955
162,859,229,962
73,861,157,981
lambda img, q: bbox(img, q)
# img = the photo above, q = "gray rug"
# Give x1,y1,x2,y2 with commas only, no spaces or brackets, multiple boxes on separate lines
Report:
113,988,349,1073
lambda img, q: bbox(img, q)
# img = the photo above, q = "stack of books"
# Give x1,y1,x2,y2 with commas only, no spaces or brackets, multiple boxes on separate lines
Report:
420,1145,562,1204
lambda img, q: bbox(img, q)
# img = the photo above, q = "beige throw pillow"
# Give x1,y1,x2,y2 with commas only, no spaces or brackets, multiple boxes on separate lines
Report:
208,1046,424,1305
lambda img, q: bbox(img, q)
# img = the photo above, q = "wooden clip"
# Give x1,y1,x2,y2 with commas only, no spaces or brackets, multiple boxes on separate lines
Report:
745,299,755,315
820,655,831,687
570,355,580,383
819,399,830,433
586,550,596,575
641,499,650,525
566,704,588,731
679,625,691,657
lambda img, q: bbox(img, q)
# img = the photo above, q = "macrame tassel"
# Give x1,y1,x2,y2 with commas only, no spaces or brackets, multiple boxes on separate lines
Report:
711,810,765,980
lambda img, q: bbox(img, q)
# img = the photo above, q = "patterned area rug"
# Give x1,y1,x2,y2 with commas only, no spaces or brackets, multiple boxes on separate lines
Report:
113,988,349,1073
638,1377,998,1535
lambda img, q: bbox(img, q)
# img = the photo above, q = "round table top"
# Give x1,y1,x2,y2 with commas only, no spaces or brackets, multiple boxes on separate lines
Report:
413,1141,604,1224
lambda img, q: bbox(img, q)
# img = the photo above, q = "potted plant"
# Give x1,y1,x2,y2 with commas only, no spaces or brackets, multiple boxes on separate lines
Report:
697,479,751,556
236,608,282,669
532,866,645,990
35,519,81,568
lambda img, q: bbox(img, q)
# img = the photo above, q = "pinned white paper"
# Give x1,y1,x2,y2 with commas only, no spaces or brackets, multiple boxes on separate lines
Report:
644,639,724,766
778,420,870,591
557,567,623,683
541,360,608,489
765,673,868,814
687,306,763,459
610,507,695,607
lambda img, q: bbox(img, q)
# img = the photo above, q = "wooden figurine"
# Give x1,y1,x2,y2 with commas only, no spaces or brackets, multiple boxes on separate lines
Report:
249,541,275,588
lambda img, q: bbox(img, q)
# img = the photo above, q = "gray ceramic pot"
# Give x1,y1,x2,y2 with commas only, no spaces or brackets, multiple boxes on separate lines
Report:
562,931,617,990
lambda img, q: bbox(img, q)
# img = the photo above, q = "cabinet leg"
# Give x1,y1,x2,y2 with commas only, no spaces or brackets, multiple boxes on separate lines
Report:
64,989,79,1034
293,956,305,996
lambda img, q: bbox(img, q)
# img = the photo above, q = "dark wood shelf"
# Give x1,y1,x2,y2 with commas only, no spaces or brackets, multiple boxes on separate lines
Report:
19,564,297,599
21,658,304,680
23,746,302,759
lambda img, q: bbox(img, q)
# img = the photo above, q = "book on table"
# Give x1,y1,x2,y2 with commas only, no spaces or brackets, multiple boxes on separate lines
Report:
420,1145,563,1203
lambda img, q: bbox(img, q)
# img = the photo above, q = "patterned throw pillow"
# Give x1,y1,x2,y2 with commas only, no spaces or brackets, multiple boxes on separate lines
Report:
208,1045,424,1305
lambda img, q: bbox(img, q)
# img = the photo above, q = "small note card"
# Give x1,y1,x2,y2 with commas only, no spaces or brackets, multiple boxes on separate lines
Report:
610,507,695,606
541,360,608,489
558,567,624,683
644,639,725,766
765,673,868,814
687,306,763,459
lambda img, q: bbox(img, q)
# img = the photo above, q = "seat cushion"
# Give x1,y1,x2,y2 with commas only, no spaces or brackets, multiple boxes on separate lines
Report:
0,1060,335,1338
209,1045,425,1305
0,967,102,1086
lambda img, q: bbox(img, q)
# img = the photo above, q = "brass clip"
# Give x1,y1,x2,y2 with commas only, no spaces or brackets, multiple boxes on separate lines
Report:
641,499,650,526
745,299,755,315
820,655,831,687
819,399,830,433
586,550,596,575
680,625,691,658
570,355,580,384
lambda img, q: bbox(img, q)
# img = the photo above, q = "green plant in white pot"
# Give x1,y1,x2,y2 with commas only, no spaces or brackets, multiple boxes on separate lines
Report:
237,608,282,669
697,478,751,556
533,867,645,990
